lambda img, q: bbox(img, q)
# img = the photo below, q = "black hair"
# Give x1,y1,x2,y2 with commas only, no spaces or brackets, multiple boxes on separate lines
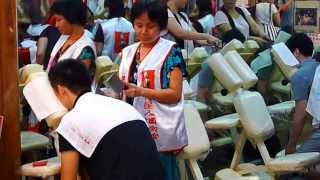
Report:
286,33,314,57
104,0,125,18
48,59,92,95
196,0,212,18
131,0,168,31
50,0,87,26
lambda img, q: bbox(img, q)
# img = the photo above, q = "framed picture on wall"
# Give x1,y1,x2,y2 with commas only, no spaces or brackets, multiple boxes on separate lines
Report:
294,1,320,33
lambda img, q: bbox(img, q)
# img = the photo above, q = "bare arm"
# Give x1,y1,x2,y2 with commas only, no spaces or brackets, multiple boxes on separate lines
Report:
124,68,183,104
278,0,293,13
167,17,219,44
273,11,281,27
286,100,308,154
36,37,48,65
246,15,269,39
60,151,80,180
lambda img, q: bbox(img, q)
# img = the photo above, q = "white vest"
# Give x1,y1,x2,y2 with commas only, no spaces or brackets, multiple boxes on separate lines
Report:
119,38,188,152
47,33,96,71
100,17,134,60
57,92,145,158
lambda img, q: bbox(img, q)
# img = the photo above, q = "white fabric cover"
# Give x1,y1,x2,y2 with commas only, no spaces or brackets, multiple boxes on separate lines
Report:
271,44,297,80
212,93,234,106
23,73,67,121
224,51,258,89
243,40,260,50
21,156,60,178
207,53,243,93
184,100,208,112
233,91,274,141
205,113,240,130
19,64,44,86
267,152,320,172
268,100,295,115
179,104,210,159
215,168,259,180
221,39,245,55
190,47,209,63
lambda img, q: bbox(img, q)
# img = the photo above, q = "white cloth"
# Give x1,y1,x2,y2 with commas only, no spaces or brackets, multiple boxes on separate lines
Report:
198,14,215,35
57,92,145,157
46,33,96,71
100,17,135,60
215,6,251,39
119,38,188,152
255,3,278,25
307,66,320,127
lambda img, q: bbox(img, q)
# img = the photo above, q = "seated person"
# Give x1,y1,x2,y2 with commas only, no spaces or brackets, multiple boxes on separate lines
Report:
193,0,215,36
215,0,269,44
285,33,320,154
48,60,165,179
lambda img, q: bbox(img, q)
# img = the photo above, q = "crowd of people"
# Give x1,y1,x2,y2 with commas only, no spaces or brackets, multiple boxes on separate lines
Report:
18,0,320,179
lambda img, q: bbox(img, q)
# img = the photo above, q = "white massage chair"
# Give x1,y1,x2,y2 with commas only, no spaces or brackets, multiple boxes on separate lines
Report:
204,52,320,179
210,39,260,115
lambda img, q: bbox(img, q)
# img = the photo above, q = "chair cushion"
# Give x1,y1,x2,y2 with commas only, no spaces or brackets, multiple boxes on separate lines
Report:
268,101,295,115
270,81,291,95
184,100,209,112
20,156,60,177
267,152,320,172
212,93,234,106
215,168,259,180
179,104,210,159
205,113,240,130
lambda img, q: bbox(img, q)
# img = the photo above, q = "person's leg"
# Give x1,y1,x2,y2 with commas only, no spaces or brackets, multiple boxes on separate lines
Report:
197,61,214,104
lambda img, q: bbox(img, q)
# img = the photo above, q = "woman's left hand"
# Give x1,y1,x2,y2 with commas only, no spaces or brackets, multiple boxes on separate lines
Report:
123,81,142,97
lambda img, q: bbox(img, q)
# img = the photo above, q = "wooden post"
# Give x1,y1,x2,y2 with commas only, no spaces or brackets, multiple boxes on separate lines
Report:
0,0,21,179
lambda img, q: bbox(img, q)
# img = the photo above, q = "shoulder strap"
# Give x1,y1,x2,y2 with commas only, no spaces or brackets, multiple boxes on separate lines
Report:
235,7,253,36
221,6,236,28
269,3,272,24
168,9,185,49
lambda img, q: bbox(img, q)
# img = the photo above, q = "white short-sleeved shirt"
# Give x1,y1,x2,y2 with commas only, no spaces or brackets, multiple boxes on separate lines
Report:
198,14,215,35
215,6,251,39
255,3,278,25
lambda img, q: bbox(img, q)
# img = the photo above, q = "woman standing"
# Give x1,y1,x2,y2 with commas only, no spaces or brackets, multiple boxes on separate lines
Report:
46,0,96,74
119,1,188,180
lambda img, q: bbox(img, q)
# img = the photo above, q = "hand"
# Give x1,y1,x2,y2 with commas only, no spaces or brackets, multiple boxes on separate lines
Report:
285,142,296,154
206,35,221,47
123,81,142,98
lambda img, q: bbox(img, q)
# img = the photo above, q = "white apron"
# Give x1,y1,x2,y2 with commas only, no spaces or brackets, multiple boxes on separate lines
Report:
46,33,96,71
57,92,145,158
119,38,188,152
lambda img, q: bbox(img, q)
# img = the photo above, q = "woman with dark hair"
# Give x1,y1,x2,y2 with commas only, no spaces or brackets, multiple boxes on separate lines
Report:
46,0,96,74
119,1,188,179
99,0,134,60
